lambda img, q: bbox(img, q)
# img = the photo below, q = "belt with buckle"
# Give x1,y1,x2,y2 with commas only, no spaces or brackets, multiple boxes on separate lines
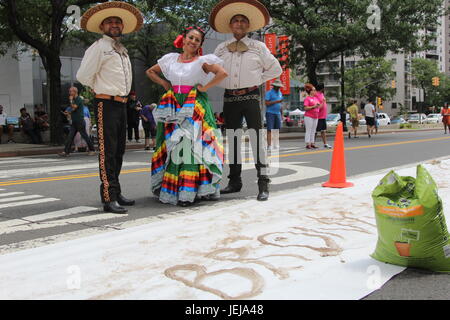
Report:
225,86,259,96
95,94,128,104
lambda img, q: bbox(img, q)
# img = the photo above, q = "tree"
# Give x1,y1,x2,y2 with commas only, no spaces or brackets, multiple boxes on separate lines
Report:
411,57,444,112
0,0,107,144
263,0,445,85
344,57,396,101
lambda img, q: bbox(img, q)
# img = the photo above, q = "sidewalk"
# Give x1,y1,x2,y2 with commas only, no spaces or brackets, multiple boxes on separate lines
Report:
0,157,448,299
0,125,444,158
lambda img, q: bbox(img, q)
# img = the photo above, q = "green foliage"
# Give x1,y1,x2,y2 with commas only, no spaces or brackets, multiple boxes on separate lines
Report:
399,123,412,129
262,0,445,84
344,57,396,101
411,58,450,109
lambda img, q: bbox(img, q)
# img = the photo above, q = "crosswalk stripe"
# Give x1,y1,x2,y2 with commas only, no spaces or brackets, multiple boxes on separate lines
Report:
0,211,121,235
0,198,59,209
0,195,43,203
0,192,25,198
0,158,63,165
0,206,101,234
0,161,148,179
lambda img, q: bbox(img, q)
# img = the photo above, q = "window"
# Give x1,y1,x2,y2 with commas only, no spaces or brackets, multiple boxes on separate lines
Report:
392,103,397,109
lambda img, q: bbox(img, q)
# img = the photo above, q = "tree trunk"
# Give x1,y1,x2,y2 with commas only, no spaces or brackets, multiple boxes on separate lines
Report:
305,52,319,86
47,55,64,145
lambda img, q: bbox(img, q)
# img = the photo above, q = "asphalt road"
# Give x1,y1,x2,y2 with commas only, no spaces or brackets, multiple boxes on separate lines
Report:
0,129,449,299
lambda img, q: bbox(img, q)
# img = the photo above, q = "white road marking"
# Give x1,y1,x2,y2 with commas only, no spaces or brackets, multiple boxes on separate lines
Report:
0,206,122,235
241,161,329,185
0,158,63,165
0,161,148,178
0,195,43,203
0,198,59,209
0,192,25,198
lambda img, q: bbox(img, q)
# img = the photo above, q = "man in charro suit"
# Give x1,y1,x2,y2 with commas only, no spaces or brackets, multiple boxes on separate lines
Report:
210,0,282,201
77,2,143,214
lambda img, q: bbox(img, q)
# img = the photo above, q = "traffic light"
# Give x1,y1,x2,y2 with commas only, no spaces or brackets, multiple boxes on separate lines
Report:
377,97,382,106
432,77,440,86
391,80,396,88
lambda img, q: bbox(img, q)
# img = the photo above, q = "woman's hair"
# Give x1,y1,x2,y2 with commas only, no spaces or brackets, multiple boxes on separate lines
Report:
184,26,206,45
304,83,316,94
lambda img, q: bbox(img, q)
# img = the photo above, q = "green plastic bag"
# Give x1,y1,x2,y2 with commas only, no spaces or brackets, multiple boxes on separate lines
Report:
371,165,450,272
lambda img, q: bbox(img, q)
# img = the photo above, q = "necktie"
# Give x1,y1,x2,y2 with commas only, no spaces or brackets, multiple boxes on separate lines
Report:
227,41,249,53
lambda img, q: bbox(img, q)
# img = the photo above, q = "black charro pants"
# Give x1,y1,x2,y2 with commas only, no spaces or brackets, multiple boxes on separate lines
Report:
223,89,269,185
64,120,95,154
95,98,127,203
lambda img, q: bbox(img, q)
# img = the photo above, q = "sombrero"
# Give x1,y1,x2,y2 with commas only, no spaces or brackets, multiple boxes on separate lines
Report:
209,0,270,34
81,1,143,34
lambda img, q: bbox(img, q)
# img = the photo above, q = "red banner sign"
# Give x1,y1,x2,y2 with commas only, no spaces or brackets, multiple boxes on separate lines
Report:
265,33,277,91
278,35,291,95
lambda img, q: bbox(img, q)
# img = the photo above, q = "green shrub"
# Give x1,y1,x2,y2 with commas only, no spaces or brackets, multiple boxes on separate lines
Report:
400,123,412,129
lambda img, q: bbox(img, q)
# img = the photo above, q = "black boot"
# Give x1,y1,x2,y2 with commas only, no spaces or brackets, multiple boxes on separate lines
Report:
257,179,270,201
104,201,128,214
117,194,135,206
220,180,243,194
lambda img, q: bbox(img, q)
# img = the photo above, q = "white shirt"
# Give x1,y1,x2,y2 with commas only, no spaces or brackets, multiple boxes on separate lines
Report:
214,36,282,89
0,112,7,126
76,35,132,97
364,103,375,117
157,53,223,92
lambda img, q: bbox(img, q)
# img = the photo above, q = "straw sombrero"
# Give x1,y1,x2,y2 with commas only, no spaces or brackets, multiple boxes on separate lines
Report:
209,0,270,34
81,1,143,34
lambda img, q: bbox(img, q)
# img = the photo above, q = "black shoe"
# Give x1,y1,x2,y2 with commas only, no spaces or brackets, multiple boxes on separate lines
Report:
220,184,242,194
178,201,193,207
201,194,220,201
117,194,135,206
257,179,270,201
103,201,128,214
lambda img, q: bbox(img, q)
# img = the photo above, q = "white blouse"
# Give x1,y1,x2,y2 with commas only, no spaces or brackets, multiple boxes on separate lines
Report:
157,53,223,92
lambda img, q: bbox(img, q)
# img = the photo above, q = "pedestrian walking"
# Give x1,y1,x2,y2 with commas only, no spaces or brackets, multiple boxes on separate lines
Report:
210,0,282,201
59,87,96,157
0,105,15,144
303,83,320,149
145,26,227,207
76,1,144,214
364,99,376,138
140,103,157,151
441,103,450,134
73,105,92,152
347,100,360,139
265,79,284,151
127,91,142,143
315,83,332,148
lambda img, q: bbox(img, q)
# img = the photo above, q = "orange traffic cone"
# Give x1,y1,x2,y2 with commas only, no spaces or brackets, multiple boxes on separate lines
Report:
322,122,354,188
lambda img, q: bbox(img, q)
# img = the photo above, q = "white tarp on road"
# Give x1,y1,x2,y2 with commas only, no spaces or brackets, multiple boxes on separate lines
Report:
1,159,449,300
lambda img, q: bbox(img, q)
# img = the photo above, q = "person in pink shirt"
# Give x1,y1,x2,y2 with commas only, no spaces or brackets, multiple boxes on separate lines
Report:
303,83,320,149
314,83,332,149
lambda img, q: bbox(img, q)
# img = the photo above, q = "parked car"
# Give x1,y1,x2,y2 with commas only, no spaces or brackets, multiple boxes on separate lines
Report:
326,113,349,127
424,113,443,124
390,116,406,124
376,113,391,126
407,113,427,123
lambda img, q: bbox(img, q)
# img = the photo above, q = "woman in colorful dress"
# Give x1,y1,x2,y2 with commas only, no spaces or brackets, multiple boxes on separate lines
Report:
145,26,228,206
